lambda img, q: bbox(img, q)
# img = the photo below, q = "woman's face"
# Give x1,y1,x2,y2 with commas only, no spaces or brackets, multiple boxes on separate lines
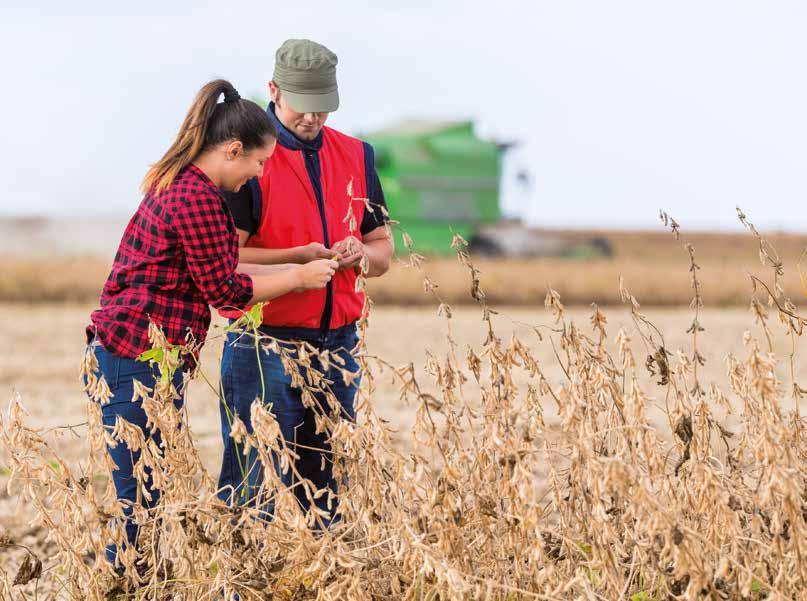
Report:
221,137,276,192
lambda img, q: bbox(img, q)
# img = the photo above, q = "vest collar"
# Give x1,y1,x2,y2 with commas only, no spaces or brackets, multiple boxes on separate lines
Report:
267,102,324,152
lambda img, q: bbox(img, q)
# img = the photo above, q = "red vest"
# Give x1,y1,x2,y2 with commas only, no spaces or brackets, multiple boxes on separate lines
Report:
228,126,368,329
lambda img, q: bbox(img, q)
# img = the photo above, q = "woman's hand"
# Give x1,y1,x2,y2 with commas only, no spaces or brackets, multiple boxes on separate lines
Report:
295,259,339,290
297,242,335,263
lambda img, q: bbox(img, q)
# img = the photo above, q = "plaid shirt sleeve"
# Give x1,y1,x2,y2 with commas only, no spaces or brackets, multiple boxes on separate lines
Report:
170,188,254,310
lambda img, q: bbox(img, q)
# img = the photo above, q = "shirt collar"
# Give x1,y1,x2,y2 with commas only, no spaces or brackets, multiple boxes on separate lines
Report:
266,102,323,152
186,164,221,196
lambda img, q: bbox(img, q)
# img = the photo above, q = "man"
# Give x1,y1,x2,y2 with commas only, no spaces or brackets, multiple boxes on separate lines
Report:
217,39,393,525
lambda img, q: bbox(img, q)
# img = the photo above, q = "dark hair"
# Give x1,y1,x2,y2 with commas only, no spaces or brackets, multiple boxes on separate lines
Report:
142,79,276,194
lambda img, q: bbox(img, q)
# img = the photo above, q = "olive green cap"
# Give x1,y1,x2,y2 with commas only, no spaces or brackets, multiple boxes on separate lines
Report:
273,39,339,113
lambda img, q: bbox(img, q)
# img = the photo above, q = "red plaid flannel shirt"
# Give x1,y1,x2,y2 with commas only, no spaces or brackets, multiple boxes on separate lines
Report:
88,165,254,358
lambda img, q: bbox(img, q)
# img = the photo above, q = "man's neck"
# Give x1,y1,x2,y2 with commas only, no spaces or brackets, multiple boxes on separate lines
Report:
272,105,295,137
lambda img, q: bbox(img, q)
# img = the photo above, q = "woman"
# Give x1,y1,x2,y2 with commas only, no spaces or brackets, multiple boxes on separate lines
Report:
83,79,338,568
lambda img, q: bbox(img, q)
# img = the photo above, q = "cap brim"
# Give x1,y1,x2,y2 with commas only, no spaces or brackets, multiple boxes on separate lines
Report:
281,88,339,113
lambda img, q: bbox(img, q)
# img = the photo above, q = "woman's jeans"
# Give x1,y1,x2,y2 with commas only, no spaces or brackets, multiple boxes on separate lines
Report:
217,324,360,526
83,342,184,566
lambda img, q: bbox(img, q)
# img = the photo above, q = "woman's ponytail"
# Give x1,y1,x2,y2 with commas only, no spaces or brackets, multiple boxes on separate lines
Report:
141,79,275,194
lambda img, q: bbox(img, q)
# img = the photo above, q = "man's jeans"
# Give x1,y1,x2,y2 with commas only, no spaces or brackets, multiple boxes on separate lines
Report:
216,324,360,526
83,342,185,566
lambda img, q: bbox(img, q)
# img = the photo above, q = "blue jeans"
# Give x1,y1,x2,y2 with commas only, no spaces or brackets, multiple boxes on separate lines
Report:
83,342,185,566
217,324,360,526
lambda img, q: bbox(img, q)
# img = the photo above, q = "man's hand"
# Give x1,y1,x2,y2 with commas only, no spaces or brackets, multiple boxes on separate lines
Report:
297,242,334,263
331,236,365,271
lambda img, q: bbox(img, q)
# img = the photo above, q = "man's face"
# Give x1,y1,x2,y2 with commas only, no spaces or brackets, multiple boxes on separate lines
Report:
269,81,329,141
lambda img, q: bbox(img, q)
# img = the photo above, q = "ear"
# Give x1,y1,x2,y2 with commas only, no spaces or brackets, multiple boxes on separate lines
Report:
268,81,279,103
225,140,244,160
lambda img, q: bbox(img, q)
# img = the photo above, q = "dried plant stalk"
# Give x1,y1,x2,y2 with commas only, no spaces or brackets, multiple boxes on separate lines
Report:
0,204,804,600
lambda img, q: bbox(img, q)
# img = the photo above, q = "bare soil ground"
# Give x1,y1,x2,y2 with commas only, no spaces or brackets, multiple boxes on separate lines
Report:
1,302,802,468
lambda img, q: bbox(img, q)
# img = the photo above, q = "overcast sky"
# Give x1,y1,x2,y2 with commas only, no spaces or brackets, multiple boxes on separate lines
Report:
1,1,805,230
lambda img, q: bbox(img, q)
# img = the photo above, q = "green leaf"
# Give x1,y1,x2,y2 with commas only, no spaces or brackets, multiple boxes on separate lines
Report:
168,347,180,363
0,466,11,476
631,592,655,601
751,579,764,594
137,348,163,363
224,317,245,333
248,303,264,329
575,541,592,555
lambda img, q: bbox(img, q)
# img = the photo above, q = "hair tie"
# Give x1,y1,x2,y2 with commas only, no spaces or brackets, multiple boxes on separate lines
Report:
223,88,241,104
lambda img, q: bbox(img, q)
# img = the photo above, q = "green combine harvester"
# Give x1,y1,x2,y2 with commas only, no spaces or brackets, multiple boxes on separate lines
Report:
364,120,502,255
364,120,612,258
